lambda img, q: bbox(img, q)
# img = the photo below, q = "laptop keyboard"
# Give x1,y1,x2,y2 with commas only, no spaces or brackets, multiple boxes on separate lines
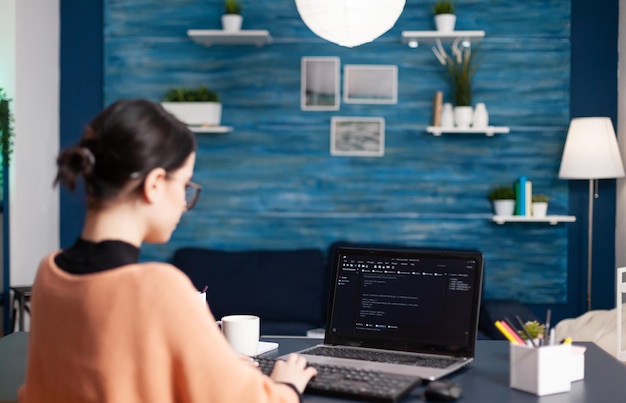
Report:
255,357,422,403
303,346,458,369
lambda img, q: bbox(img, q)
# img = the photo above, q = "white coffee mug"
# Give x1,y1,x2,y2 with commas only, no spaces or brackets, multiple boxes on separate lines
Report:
216,315,260,356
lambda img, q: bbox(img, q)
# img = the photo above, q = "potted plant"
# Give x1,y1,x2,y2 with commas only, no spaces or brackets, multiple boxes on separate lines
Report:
0,88,14,200
432,1,456,32
222,0,243,32
161,86,222,127
531,194,549,217
432,38,478,128
488,185,516,216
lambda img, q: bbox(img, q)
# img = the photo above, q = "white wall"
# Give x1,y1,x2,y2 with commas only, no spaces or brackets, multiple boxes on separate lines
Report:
8,0,60,286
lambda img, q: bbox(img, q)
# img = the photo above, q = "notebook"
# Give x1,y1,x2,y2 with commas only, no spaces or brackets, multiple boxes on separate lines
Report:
284,246,484,381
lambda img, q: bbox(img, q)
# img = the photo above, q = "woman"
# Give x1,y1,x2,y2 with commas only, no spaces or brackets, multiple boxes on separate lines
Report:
19,99,316,402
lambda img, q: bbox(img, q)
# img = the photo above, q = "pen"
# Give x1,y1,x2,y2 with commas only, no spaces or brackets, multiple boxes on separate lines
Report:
515,315,537,348
494,320,523,345
549,328,555,345
544,309,552,346
503,317,530,346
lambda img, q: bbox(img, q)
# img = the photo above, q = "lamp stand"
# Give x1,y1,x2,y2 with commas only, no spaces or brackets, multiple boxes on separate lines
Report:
586,179,597,311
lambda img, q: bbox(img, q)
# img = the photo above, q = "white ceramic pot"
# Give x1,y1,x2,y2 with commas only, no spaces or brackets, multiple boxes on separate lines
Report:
454,106,473,129
221,14,243,31
532,202,548,217
434,14,456,32
473,102,489,128
161,102,222,126
493,200,515,216
441,103,454,128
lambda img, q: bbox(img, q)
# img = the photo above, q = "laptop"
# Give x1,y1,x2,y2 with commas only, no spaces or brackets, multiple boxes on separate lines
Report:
284,246,484,381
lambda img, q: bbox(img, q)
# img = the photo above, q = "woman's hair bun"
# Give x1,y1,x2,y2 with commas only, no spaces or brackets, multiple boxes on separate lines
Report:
55,146,96,191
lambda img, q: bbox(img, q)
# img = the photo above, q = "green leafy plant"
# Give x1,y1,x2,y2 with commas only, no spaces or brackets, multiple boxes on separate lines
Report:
164,86,220,103
0,88,14,163
432,1,454,15
432,38,478,107
224,0,242,15
518,320,545,341
488,186,515,201
532,194,549,203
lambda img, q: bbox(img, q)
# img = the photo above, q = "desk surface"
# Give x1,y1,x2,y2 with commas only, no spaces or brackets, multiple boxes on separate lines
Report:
1,332,626,402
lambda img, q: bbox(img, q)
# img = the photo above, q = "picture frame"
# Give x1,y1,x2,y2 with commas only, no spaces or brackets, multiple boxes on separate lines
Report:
301,57,340,111
330,117,385,157
343,65,398,104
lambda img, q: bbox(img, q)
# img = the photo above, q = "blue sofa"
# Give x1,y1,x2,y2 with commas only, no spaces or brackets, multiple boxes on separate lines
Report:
171,243,537,337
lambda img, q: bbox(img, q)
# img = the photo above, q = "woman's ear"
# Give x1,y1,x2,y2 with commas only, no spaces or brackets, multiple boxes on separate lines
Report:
142,167,167,204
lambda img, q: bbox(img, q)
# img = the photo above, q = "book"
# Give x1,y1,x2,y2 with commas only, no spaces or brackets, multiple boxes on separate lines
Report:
515,176,527,216
432,91,443,126
525,180,532,216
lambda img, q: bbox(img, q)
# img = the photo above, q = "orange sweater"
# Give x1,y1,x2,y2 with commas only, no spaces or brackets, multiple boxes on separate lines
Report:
18,252,298,403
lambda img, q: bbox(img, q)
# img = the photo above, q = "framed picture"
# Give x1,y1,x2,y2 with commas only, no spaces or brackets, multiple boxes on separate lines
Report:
330,117,385,157
301,57,340,111
343,65,398,104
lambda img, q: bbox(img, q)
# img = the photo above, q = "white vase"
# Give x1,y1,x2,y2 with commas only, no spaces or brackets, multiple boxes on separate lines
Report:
493,200,515,216
532,202,548,217
434,14,456,32
441,103,454,128
221,14,243,31
473,102,489,128
454,106,473,129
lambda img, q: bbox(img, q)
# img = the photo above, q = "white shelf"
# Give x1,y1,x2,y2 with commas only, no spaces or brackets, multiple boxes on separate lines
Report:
427,126,510,136
402,30,485,47
188,125,233,134
492,215,577,225
187,29,272,46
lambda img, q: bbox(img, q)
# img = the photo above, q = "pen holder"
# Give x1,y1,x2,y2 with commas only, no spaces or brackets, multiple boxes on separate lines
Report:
510,343,572,396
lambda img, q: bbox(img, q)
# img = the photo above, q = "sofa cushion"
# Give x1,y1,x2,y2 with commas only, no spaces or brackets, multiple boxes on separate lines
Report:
171,247,328,335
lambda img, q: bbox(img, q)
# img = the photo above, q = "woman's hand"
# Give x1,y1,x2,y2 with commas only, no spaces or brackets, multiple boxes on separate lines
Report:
270,353,318,393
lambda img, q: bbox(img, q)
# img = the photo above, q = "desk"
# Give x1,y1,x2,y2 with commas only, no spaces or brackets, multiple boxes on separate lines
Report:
1,332,626,402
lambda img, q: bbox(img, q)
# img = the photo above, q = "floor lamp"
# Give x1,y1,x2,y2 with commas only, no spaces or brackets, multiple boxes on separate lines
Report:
558,117,625,311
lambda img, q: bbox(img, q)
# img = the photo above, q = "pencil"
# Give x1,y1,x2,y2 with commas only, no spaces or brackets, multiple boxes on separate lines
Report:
499,319,526,345
494,320,522,344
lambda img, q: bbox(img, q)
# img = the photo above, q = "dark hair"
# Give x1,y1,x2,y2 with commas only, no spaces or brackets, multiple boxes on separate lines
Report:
55,99,196,207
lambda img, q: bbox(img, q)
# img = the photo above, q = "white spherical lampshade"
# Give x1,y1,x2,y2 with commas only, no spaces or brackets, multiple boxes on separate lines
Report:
295,0,406,48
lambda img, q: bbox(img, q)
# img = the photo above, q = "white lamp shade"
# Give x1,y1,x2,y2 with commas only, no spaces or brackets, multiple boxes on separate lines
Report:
558,117,625,179
295,0,405,48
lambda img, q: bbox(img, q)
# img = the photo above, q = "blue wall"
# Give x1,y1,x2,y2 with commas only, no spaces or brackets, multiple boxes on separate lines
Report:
61,0,618,321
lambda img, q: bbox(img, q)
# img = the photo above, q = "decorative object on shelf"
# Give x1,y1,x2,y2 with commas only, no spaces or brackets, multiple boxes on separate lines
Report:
161,86,222,128
488,185,516,216
432,91,443,126
432,38,477,128
514,176,532,216
558,117,625,311
432,0,456,32
454,106,473,128
531,194,549,218
295,0,405,48
472,102,489,128
440,102,454,128
222,0,243,32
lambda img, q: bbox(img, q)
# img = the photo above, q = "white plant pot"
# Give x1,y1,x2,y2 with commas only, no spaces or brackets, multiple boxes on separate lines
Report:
161,102,222,127
434,14,456,32
221,14,243,32
454,106,473,129
532,202,548,217
493,200,515,216
441,103,454,128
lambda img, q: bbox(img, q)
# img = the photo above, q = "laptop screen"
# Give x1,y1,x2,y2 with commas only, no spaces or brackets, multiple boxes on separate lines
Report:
325,247,484,357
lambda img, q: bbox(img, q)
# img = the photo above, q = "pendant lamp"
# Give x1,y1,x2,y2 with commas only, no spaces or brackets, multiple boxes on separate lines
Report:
295,0,406,48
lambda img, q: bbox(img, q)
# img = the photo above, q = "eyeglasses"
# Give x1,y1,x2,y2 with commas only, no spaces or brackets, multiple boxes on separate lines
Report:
185,181,202,210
